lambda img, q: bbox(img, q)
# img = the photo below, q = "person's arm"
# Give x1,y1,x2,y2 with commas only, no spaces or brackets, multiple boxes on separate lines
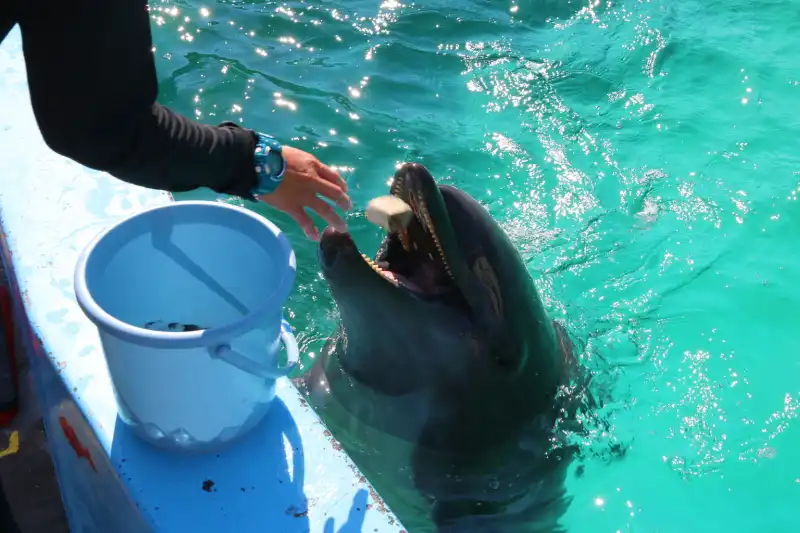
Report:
18,0,258,197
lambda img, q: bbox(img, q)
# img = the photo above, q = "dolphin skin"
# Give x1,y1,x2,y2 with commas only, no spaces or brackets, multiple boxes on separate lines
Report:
300,163,580,532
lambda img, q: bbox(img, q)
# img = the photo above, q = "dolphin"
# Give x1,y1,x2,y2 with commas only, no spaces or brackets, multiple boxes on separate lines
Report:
299,163,580,532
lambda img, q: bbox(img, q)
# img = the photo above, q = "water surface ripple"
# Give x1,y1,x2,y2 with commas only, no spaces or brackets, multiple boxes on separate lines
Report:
153,0,800,530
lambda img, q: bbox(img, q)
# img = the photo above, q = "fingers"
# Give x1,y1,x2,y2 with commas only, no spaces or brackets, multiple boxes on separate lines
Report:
313,177,352,211
315,160,348,192
307,196,347,232
288,198,346,241
287,208,320,241
266,146,353,240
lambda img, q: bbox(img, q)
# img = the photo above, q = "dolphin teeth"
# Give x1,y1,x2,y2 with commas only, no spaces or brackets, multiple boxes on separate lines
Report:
413,185,454,279
361,253,400,286
399,229,412,251
361,253,376,266
384,178,455,283
390,174,405,197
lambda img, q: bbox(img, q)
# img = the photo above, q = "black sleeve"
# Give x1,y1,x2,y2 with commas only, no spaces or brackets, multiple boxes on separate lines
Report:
17,0,258,198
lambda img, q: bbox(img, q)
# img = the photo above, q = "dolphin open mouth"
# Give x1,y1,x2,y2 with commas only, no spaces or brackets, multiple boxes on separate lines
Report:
319,163,459,297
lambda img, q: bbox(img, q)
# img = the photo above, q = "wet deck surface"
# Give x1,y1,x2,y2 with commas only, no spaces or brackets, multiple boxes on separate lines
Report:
0,329,70,533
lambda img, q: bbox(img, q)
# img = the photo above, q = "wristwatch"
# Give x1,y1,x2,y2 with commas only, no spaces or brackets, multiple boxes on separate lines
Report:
250,132,287,196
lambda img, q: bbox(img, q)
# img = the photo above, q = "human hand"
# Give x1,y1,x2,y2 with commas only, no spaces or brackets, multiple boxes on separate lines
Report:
258,146,352,240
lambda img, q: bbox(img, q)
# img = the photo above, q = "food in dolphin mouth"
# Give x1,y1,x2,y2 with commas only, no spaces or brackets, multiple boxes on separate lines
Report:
362,195,420,288
361,195,450,293
366,195,413,232
366,194,414,253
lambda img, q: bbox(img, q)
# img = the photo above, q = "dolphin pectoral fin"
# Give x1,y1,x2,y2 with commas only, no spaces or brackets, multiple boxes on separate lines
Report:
299,332,346,407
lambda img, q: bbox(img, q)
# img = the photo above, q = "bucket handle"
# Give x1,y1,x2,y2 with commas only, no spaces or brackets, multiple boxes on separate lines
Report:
211,319,299,379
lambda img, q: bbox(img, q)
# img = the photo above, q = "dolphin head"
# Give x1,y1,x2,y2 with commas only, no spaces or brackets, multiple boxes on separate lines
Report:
317,163,562,402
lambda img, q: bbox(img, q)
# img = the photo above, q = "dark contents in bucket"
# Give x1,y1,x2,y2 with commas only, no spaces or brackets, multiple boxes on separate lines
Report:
143,320,206,333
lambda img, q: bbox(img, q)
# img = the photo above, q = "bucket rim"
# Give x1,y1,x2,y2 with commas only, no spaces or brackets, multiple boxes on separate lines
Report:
73,200,297,349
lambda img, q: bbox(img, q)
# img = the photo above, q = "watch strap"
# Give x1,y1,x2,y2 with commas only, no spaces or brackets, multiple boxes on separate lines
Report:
251,132,287,196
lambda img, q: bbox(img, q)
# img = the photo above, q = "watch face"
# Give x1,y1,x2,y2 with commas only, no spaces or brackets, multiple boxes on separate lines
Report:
265,149,284,177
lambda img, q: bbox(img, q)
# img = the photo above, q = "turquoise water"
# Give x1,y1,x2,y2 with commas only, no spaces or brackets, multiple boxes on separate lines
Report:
156,0,800,530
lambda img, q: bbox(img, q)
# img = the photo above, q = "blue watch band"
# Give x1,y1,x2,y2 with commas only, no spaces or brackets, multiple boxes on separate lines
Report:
251,132,287,196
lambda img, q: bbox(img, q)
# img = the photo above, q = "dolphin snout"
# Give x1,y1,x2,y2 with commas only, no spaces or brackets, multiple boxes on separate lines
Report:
319,227,355,268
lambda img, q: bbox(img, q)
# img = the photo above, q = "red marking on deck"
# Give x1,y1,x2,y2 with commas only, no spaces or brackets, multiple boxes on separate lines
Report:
59,416,97,472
